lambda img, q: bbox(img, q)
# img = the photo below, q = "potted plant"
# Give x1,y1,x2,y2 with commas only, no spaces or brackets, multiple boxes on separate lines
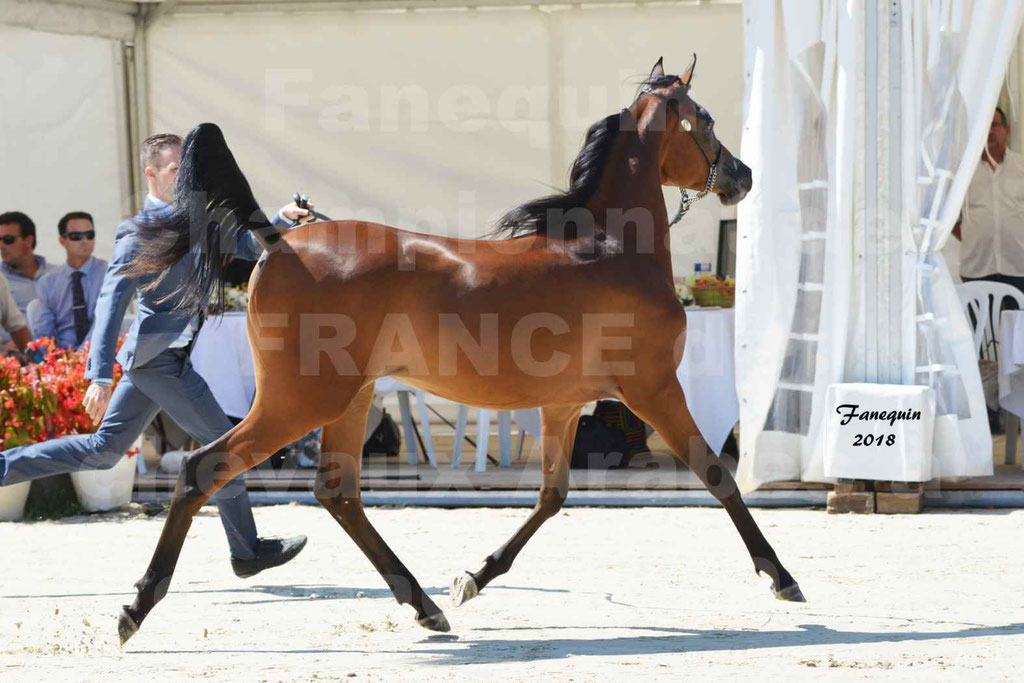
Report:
37,339,136,512
69,439,140,512
1,353,49,520
0,339,135,517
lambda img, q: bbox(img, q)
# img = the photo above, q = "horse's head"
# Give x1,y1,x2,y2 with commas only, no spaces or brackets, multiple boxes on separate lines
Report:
635,56,752,208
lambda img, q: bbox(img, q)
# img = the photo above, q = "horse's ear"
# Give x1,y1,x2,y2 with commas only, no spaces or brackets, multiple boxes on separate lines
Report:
650,57,665,79
681,53,697,87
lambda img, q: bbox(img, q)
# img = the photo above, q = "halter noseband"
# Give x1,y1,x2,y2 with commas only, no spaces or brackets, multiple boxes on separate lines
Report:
639,85,721,226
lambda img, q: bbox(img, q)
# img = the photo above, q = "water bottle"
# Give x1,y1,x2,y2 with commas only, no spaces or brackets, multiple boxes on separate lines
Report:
687,262,712,288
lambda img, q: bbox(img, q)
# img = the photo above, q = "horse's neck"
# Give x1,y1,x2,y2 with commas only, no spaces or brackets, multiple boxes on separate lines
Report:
585,122,672,274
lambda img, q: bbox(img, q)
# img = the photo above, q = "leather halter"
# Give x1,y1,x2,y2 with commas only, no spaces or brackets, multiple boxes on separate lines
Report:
639,85,722,226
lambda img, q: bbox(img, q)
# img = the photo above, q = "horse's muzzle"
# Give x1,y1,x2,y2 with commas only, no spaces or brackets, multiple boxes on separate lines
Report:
719,158,752,206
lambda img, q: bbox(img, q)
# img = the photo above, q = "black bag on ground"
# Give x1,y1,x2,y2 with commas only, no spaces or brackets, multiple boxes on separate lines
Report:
570,400,650,469
363,409,401,458
571,415,630,469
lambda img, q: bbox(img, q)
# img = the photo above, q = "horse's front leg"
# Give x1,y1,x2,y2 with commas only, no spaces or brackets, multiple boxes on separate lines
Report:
451,404,583,607
623,376,805,602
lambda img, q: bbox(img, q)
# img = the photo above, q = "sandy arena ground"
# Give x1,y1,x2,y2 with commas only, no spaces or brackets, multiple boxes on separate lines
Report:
2,505,1024,681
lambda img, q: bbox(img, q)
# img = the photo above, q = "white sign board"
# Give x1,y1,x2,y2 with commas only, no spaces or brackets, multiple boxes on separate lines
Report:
824,384,935,482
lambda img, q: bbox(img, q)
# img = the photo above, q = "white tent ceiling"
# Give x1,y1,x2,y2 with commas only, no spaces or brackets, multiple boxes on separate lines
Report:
0,0,743,42
0,1,137,41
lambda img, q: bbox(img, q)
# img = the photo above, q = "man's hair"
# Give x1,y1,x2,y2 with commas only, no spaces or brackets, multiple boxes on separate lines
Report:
0,211,36,247
140,133,183,171
58,211,94,237
996,106,1009,127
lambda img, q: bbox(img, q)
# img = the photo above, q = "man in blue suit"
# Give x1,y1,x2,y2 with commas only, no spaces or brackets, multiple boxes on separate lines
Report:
0,133,312,578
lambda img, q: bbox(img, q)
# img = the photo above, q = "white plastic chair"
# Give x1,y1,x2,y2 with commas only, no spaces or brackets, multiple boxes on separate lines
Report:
449,407,543,472
957,280,1024,465
451,407,512,473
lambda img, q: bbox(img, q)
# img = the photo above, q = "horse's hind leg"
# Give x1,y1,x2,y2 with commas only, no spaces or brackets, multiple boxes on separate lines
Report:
451,404,582,607
118,407,321,644
623,378,805,602
314,384,450,632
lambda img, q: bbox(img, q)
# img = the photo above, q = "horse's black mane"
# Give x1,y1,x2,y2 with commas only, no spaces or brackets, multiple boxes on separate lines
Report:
491,72,680,239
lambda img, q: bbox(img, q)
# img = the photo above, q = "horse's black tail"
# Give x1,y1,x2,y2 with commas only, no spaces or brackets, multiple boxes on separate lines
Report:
124,122,282,315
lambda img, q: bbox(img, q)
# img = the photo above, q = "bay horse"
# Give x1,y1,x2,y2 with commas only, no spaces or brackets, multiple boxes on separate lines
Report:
116,57,804,644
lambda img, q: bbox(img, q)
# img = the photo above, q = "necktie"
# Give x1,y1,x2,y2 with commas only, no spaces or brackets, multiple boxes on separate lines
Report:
71,270,90,346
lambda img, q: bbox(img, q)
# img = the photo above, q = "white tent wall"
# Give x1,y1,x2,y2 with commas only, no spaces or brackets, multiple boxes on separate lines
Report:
143,3,744,275
0,23,132,266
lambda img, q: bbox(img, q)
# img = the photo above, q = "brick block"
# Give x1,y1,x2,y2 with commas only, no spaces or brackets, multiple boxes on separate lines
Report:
875,490,923,514
826,490,875,514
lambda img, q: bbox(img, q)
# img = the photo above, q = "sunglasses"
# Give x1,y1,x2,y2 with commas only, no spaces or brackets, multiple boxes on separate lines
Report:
0,235,21,245
65,230,95,241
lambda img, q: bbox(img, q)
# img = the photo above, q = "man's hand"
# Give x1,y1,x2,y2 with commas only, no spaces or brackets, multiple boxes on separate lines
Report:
10,326,30,351
279,200,315,224
83,383,113,425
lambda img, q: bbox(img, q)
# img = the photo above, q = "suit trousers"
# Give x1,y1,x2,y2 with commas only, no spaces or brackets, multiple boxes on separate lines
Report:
0,348,258,560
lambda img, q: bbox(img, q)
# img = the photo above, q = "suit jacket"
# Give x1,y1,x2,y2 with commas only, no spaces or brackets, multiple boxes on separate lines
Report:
85,196,287,382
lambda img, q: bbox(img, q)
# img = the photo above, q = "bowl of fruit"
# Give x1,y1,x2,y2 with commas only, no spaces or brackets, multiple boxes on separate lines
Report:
691,274,735,308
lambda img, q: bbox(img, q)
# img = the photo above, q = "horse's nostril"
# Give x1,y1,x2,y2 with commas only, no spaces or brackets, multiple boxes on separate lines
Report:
737,165,753,192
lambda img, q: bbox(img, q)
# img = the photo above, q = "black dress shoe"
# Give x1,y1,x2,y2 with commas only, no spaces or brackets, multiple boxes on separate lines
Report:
232,535,308,579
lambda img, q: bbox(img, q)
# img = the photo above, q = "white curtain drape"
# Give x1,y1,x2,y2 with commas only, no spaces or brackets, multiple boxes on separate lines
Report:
736,0,1024,492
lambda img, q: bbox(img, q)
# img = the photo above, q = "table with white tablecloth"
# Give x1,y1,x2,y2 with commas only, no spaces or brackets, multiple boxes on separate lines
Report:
190,313,255,419
190,308,740,455
675,307,739,454
998,310,1024,417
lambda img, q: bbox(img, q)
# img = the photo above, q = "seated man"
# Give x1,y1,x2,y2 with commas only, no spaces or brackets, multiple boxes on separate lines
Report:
0,211,54,344
32,212,107,349
0,273,30,353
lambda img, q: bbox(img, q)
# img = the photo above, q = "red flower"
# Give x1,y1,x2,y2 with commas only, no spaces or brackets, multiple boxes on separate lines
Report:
0,336,130,452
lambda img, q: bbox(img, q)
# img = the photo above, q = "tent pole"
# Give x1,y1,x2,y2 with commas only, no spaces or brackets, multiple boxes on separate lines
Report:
122,39,141,215
121,4,153,216
134,5,152,154
864,0,879,383
888,0,904,385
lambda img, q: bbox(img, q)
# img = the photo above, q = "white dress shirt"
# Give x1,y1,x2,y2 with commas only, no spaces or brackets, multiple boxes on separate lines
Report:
33,256,108,349
960,148,1024,278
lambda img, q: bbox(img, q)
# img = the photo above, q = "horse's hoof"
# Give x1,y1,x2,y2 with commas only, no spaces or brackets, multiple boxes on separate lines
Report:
417,610,451,633
450,572,479,607
774,582,806,603
117,607,139,645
